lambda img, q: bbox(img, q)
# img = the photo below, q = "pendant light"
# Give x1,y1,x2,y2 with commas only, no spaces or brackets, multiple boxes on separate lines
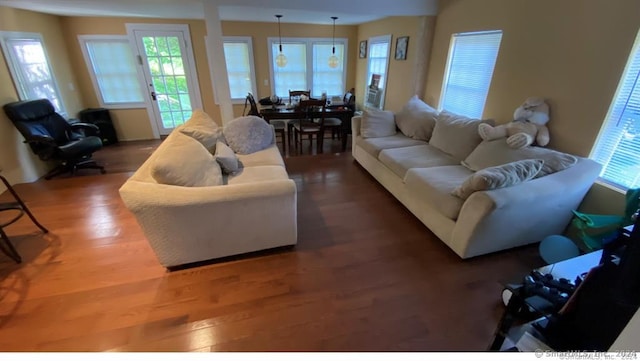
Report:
328,16,339,68
275,15,287,68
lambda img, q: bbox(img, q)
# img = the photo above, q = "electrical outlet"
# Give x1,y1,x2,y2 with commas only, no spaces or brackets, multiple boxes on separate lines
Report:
263,79,269,86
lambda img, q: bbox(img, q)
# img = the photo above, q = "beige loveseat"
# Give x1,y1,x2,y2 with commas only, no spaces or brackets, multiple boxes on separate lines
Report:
352,97,602,259
119,111,297,268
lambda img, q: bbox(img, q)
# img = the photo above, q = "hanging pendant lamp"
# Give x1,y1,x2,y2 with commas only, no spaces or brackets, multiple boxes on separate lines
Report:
328,16,339,68
275,15,287,68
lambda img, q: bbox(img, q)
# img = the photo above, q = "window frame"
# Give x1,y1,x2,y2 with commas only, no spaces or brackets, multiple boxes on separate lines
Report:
0,31,67,116
364,34,392,110
267,37,348,99
222,36,258,104
77,34,146,109
589,29,640,191
438,30,503,119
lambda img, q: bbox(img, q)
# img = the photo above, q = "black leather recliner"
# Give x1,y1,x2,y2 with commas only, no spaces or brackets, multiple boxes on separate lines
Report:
3,99,106,180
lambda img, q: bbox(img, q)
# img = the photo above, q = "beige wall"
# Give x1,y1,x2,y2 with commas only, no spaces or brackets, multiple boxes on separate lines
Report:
61,16,216,138
221,21,358,118
0,6,83,186
356,16,436,112
425,0,640,215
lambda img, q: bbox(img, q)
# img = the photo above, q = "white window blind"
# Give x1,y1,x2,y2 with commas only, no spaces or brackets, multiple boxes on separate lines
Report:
223,37,257,101
590,30,640,190
439,30,503,119
0,32,66,115
79,36,144,108
269,38,347,99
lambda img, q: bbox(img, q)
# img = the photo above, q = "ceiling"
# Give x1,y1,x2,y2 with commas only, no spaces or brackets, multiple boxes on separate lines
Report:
0,0,439,25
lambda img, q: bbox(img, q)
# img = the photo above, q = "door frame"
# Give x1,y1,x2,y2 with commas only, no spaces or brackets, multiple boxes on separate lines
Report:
126,23,203,138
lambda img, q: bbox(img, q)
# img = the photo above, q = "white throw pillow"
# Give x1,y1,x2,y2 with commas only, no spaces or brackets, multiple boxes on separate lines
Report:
214,140,239,174
462,139,578,177
429,110,484,161
394,95,438,141
452,159,544,199
151,132,223,187
223,116,274,155
360,109,396,138
179,109,223,152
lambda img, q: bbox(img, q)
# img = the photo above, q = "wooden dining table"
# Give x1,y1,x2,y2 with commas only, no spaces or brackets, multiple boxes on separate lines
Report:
259,105,355,151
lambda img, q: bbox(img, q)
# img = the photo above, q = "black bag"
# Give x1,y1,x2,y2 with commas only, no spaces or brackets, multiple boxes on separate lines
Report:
259,96,282,106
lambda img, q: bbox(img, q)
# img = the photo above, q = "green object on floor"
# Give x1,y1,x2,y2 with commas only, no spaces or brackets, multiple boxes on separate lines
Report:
566,187,640,252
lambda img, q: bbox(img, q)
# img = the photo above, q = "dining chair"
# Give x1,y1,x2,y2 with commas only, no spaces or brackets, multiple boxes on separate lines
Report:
323,89,356,141
287,90,311,146
245,93,286,154
292,99,326,154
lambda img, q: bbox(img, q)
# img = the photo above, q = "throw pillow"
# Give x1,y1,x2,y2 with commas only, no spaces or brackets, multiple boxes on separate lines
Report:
462,139,578,177
429,110,484,161
214,140,239,174
223,116,274,155
394,95,439,141
180,109,223,152
151,132,223,187
360,109,396,138
452,159,544,200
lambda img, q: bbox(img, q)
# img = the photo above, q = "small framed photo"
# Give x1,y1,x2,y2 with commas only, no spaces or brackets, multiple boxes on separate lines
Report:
395,36,409,60
359,40,367,59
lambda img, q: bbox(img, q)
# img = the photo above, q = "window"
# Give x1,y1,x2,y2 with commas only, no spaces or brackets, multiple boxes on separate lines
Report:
590,29,640,190
439,30,503,119
223,36,257,102
364,35,391,109
268,37,347,99
0,31,66,115
78,35,145,109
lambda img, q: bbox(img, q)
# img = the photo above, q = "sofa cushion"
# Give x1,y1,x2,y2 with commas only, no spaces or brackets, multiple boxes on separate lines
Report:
356,134,427,158
452,159,544,200
223,116,274,155
179,109,223,152
429,110,484,161
378,144,459,180
150,132,223,187
227,165,290,185
214,140,240,174
462,139,577,177
360,109,397,138
404,166,473,220
394,95,438,141
236,144,285,167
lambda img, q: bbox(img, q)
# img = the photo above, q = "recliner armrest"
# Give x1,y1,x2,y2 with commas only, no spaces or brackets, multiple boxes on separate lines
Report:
69,122,100,138
70,122,99,132
24,135,56,146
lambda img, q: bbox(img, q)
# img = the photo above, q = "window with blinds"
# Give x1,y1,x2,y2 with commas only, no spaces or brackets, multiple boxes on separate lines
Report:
223,37,257,101
439,30,503,119
78,35,145,108
590,30,640,190
0,31,67,115
365,35,391,109
269,38,347,99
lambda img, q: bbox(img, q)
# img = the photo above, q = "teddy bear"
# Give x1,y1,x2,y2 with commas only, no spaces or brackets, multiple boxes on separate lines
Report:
478,97,551,149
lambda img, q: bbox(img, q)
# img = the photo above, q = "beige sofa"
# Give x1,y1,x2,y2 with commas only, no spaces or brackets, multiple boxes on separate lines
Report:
351,102,602,259
119,111,297,268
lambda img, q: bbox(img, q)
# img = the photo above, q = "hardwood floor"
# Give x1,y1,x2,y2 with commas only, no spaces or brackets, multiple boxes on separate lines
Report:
0,138,542,351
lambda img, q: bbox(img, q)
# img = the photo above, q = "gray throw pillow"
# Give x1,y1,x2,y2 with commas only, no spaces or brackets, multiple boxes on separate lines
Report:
223,116,274,155
394,95,438,141
452,159,544,199
462,139,578,177
214,140,239,174
360,109,396,138
429,110,484,161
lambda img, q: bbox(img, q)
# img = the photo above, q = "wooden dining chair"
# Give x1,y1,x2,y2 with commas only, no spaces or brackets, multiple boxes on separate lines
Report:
291,99,326,154
287,90,311,146
323,89,356,141
245,93,286,154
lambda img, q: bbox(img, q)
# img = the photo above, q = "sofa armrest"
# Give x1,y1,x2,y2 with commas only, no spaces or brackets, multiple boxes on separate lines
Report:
351,115,362,154
450,157,602,258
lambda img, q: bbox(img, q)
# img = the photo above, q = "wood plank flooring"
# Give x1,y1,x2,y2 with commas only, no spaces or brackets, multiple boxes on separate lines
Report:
0,137,542,351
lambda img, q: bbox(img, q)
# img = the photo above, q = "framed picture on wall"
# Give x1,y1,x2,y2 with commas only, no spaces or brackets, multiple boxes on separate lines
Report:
359,40,367,59
395,36,409,60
